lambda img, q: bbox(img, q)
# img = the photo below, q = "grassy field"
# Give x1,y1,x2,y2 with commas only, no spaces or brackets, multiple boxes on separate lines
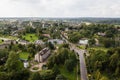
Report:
59,65,77,80
19,52,29,59
22,33,38,42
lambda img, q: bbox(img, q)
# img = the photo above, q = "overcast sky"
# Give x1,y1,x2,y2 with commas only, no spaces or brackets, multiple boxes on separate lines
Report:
0,0,120,17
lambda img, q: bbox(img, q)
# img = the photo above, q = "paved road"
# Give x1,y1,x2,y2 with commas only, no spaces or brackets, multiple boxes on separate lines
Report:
30,62,46,72
0,37,11,41
61,34,88,80
74,48,88,80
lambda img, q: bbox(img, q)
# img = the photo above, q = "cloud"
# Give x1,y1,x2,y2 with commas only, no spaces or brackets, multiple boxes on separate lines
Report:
0,0,120,17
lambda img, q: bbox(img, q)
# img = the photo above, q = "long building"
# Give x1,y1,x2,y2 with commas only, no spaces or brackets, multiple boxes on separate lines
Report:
34,48,50,62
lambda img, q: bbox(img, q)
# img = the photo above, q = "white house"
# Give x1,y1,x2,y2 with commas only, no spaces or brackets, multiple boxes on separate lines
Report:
97,32,106,36
79,39,88,45
18,40,30,45
35,48,50,62
48,39,64,45
23,61,29,68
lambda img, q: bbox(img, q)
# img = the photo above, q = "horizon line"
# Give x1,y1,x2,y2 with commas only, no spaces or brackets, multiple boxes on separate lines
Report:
0,17,120,19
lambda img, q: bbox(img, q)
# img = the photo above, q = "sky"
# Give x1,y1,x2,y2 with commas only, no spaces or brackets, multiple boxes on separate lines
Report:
0,0,120,17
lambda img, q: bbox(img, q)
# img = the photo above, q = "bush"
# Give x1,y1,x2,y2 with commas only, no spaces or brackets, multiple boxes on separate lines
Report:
32,67,39,70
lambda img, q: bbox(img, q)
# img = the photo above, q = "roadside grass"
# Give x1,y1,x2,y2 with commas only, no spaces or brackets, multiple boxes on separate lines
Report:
59,65,77,80
88,47,108,52
78,45,86,49
19,52,29,60
22,33,38,42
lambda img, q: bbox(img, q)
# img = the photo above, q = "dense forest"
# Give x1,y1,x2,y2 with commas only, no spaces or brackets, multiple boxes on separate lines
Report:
86,47,120,80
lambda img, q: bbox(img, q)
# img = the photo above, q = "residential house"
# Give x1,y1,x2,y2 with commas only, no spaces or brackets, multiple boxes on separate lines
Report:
34,40,45,47
79,39,88,45
0,39,17,49
4,40,17,44
48,39,64,45
18,40,30,45
42,23,52,28
42,34,50,38
0,44,9,49
97,32,106,36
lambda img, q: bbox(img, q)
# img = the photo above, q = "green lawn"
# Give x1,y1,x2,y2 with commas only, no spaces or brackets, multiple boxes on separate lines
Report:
22,33,38,42
0,39,3,44
19,52,29,59
59,65,77,80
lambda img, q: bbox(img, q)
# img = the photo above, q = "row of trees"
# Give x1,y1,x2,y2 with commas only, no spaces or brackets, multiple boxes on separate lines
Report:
47,44,77,72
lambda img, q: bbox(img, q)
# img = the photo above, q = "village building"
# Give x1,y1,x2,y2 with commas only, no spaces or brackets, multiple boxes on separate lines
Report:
97,32,106,36
34,48,50,62
0,39,17,49
65,28,69,31
34,40,44,45
18,40,30,45
4,40,17,44
42,34,50,38
42,22,52,28
23,60,29,68
0,44,9,49
79,39,88,45
81,21,92,26
48,39,64,45
11,31,18,37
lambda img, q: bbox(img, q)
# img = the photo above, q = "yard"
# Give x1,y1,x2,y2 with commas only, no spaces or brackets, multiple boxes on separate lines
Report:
19,52,29,60
22,33,38,42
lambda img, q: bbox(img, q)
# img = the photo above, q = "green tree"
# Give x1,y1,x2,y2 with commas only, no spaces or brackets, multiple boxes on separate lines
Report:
64,59,74,72
0,49,9,65
94,70,101,80
69,32,82,43
9,69,30,80
29,72,41,80
5,52,23,72
48,42,55,50
40,70,54,80
55,74,67,80
89,38,95,46
0,72,9,80
52,64,60,77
